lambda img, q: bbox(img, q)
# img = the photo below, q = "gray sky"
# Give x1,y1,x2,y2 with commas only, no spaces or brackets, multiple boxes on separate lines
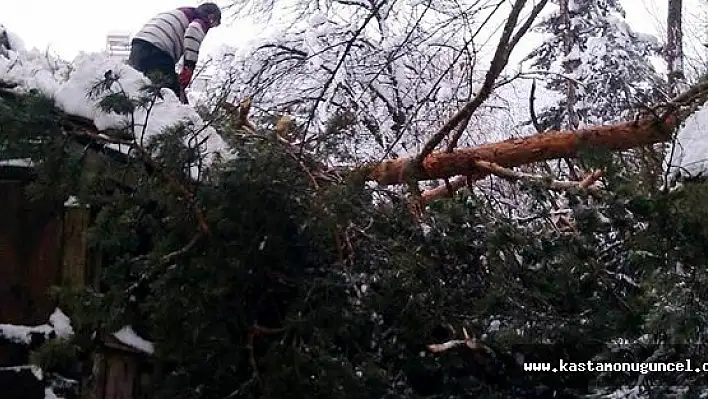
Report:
3,0,260,60
1,0,702,62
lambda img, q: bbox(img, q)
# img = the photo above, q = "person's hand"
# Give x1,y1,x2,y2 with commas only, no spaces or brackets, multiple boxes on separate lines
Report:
178,66,194,89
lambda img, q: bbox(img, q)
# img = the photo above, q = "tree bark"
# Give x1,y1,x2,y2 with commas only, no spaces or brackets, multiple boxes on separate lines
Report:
364,117,674,186
560,0,580,130
666,0,684,97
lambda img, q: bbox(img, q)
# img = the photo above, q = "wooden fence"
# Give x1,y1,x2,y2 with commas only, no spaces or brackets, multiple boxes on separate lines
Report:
0,162,150,399
0,169,92,327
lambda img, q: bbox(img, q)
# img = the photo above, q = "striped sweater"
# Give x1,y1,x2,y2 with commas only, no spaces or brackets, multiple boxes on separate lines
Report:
133,7,209,68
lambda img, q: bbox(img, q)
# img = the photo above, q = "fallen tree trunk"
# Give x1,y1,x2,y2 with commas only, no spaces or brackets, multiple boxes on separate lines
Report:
364,117,675,186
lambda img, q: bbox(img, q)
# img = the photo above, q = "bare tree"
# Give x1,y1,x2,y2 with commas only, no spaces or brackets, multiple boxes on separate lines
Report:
212,0,545,165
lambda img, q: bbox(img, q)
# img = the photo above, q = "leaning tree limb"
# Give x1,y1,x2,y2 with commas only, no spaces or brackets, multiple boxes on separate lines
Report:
408,77,708,201
362,116,676,186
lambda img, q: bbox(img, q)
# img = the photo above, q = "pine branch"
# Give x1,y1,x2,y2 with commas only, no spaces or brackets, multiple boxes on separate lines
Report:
57,116,212,235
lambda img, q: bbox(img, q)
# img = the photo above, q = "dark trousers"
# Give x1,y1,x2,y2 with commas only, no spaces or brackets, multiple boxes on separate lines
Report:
127,39,180,96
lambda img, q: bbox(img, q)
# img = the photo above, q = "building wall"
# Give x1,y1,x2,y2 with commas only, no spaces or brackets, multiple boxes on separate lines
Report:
106,32,131,63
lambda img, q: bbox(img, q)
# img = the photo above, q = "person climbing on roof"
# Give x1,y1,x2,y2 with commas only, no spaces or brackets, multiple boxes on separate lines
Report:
128,3,221,104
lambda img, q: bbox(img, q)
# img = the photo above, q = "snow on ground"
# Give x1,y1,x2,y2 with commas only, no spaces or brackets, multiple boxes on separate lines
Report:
0,322,54,345
0,26,231,174
113,325,155,355
0,308,74,345
667,103,708,181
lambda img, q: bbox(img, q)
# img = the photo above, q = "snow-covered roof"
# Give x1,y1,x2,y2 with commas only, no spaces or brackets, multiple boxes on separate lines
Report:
0,26,232,179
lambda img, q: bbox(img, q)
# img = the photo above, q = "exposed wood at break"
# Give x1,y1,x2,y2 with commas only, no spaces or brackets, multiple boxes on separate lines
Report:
421,177,468,204
365,117,674,186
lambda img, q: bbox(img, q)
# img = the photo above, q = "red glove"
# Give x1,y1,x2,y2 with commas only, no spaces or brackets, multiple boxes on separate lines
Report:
178,66,194,88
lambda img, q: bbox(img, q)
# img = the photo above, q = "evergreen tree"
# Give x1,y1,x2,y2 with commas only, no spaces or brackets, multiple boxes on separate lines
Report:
525,0,664,130
3,76,707,398
6,11,708,399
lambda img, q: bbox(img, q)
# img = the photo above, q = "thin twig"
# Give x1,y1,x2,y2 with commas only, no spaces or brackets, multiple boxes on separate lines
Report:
473,160,605,198
416,0,549,162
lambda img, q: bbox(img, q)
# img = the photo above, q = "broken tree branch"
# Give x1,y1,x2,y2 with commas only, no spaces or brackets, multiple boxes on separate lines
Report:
223,97,257,133
427,326,488,353
421,176,468,204
420,166,604,205
364,116,674,186
473,160,605,197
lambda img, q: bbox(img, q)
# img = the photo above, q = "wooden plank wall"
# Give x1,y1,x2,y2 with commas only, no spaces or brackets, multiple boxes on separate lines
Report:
0,176,91,325
94,351,139,399
0,164,146,399
61,207,91,288
0,180,25,324
0,179,64,325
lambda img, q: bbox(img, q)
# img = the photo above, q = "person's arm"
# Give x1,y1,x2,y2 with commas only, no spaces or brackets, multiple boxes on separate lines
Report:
178,21,207,88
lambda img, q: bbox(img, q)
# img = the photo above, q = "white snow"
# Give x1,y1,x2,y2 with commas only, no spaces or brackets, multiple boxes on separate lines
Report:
53,53,230,167
0,46,70,95
0,26,231,176
0,307,73,344
0,323,54,345
668,103,708,181
0,158,33,167
44,387,62,399
113,325,155,355
63,196,81,207
308,13,328,27
0,24,25,52
0,365,43,381
49,308,74,339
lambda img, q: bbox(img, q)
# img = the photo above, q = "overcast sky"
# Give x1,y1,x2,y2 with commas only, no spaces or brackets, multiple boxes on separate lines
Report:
1,0,703,62
2,0,261,60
